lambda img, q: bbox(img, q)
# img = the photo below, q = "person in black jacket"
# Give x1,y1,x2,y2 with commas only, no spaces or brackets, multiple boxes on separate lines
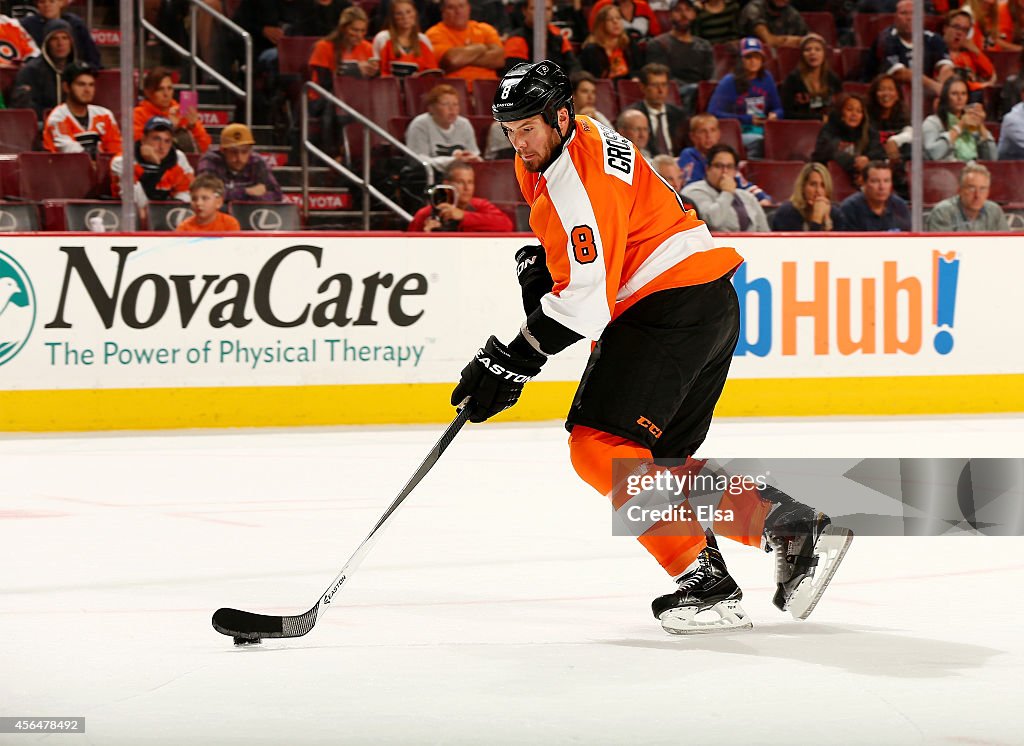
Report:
780,33,840,121
771,161,845,231
811,93,884,188
11,17,75,121
20,0,100,67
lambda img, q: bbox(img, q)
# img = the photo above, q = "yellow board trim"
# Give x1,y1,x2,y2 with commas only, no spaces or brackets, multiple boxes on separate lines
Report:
2,374,1023,432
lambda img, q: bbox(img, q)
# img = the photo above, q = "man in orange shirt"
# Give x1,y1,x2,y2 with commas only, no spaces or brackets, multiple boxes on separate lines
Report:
451,61,852,635
176,174,241,231
43,61,122,158
426,0,504,87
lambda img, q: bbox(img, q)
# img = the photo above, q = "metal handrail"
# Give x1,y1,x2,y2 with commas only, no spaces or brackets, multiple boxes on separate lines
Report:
300,81,435,230
138,0,252,126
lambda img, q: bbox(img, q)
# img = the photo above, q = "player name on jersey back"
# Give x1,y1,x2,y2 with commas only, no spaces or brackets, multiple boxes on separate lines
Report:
590,119,636,187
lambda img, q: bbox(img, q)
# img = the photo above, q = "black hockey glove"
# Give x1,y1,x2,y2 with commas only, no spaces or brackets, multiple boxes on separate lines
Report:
515,244,554,316
452,335,546,423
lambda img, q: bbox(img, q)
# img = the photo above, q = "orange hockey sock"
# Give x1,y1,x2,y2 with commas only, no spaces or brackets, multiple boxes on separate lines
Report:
568,425,706,577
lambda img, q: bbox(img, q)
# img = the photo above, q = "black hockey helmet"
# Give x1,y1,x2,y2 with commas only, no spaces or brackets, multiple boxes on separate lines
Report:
492,60,574,128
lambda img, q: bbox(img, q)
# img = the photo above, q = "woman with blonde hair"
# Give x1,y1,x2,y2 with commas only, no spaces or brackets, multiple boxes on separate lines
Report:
781,33,841,120
771,162,846,232
308,6,379,84
372,0,438,77
579,4,641,79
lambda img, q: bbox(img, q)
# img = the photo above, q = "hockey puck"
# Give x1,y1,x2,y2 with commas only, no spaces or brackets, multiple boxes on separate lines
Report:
233,636,262,646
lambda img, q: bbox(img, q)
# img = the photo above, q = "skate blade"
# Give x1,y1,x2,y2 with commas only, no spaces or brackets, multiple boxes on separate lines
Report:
788,525,854,620
659,598,754,636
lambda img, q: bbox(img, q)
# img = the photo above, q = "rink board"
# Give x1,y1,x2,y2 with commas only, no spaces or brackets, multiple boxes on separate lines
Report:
0,233,1021,430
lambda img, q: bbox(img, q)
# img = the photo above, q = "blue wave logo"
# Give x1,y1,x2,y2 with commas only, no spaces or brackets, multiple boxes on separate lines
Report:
0,249,36,366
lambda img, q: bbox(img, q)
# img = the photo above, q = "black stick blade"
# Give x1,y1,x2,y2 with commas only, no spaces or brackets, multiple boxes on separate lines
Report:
212,608,284,640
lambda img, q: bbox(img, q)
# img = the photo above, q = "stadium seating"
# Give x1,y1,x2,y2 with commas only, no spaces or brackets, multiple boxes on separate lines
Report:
277,36,319,77
764,119,823,161
828,162,858,202
469,79,499,116
802,12,838,46
229,201,302,230
988,51,1021,84
93,69,123,120
471,160,522,204
335,76,405,162
17,152,94,200
147,201,194,231
593,78,620,123
742,160,806,206
466,115,496,154
854,13,894,47
922,161,965,205
60,200,123,231
712,44,738,81
717,118,745,161
0,109,39,154
981,161,1024,207
402,76,468,117
0,202,39,231
838,47,869,81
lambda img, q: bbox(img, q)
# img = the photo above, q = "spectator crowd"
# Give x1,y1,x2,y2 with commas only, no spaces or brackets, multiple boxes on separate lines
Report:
2,0,1024,231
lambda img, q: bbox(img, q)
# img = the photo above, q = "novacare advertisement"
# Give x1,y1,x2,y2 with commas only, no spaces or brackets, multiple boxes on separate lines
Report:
0,235,589,391
0,233,1021,428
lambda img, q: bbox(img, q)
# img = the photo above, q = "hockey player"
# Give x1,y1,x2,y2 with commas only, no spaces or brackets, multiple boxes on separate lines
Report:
451,60,851,634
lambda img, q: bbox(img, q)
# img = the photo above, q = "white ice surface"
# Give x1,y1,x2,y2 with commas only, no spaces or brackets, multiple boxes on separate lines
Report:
2,416,1023,745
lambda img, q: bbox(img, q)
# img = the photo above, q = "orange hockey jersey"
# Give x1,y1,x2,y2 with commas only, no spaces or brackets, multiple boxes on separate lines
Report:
0,15,40,67
43,104,123,156
516,115,742,350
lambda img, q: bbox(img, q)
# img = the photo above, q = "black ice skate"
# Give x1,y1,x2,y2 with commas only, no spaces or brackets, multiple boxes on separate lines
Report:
762,490,854,620
652,531,752,635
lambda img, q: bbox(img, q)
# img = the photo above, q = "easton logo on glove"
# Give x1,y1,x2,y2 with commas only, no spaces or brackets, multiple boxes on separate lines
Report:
476,348,536,383
452,335,546,422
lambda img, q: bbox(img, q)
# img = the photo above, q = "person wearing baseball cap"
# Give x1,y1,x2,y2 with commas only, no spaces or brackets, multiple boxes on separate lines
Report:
196,122,283,203
111,114,195,215
706,35,782,158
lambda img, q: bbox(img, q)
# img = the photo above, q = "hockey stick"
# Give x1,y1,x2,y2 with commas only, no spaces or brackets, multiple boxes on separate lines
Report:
212,403,471,644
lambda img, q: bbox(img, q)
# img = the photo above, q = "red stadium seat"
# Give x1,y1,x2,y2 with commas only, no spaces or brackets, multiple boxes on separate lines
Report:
712,43,738,81
841,81,870,98
17,152,94,200
922,161,964,206
854,13,894,47
838,47,869,81
802,12,837,46
0,109,38,153
774,47,803,80
741,160,805,206
402,76,468,117
717,117,745,161
593,78,620,123
336,76,405,162
466,115,495,154
988,51,1021,83
980,160,1024,207
696,80,717,113
763,119,823,161
471,160,522,203
92,69,122,121
277,36,319,77
0,154,20,198
387,115,411,141
469,78,498,116
827,161,857,202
